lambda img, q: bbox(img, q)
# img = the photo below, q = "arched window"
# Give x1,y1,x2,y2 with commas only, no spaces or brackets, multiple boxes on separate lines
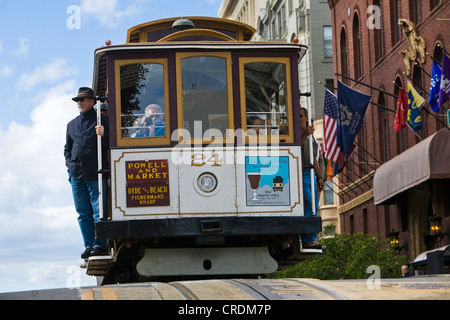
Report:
412,62,423,89
409,0,420,25
356,122,367,175
433,42,443,63
340,27,348,84
430,0,442,11
390,0,400,46
377,92,389,162
373,0,383,62
353,13,362,79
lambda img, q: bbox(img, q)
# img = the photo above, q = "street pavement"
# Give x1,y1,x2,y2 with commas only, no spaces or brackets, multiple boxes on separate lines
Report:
1,275,449,300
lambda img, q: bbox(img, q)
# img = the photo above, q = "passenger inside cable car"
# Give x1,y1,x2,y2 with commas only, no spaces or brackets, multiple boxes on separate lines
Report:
140,104,165,137
247,116,266,135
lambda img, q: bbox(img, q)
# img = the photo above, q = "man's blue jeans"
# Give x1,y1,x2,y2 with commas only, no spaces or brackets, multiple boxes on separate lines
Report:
69,176,107,249
301,170,319,244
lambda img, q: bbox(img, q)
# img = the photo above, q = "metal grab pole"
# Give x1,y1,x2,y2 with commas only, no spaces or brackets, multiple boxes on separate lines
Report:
306,94,316,216
300,91,315,216
96,98,103,220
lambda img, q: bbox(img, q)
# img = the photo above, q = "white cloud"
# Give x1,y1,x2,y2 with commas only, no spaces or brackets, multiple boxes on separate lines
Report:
14,37,31,57
0,80,80,246
80,0,143,28
16,58,78,91
0,65,14,78
0,80,99,293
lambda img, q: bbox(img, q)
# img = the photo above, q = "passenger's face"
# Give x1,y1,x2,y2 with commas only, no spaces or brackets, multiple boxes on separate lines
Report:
300,109,307,130
253,118,264,134
77,97,95,114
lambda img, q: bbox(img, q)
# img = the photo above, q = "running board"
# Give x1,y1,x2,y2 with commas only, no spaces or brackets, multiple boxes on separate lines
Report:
301,248,324,254
277,248,325,270
86,255,115,276
136,247,278,277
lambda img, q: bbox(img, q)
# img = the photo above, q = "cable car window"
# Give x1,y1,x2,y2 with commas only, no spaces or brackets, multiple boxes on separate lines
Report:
177,53,233,143
240,58,293,143
118,61,168,141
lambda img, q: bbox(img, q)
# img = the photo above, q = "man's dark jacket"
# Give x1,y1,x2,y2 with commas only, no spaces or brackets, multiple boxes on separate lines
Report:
64,107,109,181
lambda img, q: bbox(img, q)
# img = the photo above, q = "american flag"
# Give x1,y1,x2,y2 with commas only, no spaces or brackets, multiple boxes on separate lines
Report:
323,89,340,162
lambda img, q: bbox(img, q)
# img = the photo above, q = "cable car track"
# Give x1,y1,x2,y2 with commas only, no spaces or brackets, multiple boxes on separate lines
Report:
1,276,450,300
168,282,200,300
225,278,346,300
91,278,347,300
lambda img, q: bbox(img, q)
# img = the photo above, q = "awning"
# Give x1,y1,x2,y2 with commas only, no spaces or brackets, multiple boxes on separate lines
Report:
374,128,450,205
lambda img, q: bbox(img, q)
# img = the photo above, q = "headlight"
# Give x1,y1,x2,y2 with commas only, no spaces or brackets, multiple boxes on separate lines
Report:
197,173,217,193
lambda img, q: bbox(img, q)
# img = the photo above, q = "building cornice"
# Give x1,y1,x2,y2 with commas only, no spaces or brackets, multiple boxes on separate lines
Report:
218,0,238,18
338,189,374,214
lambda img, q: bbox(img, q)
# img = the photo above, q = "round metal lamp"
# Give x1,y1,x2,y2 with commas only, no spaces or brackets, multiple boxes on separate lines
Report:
172,18,195,30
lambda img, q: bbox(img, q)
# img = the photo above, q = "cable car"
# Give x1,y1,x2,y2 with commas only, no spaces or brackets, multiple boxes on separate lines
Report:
88,17,321,284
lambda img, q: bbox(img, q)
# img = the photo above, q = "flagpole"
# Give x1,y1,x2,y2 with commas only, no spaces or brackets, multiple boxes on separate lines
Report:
333,174,359,197
347,157,375,189
393,81,449,128
336,70,449,115
352,141,382,167
335,73,397,99
412,61,432,78
324,79,448,131
405,121,423,141
322,82,396,113
426,51,443,67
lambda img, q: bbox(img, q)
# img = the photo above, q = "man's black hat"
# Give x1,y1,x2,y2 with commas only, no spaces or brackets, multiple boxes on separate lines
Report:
72,87,95,102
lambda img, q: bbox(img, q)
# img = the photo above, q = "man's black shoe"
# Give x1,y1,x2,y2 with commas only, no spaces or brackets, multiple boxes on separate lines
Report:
81,248,93,259
303,240,322,249
90,247,107,256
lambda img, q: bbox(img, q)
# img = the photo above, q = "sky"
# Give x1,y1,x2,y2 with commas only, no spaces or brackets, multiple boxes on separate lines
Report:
0,0,222,294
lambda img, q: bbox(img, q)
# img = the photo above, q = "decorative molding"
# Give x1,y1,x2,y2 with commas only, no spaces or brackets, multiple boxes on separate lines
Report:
338,189,374,214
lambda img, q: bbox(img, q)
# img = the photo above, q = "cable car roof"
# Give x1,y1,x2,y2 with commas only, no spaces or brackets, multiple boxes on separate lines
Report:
126,16,256,43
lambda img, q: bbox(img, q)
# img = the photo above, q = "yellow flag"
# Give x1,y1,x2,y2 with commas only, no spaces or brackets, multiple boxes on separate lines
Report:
407,81,424,132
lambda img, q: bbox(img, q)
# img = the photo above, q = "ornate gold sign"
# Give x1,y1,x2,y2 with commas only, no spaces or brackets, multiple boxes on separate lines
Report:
398,18,427,76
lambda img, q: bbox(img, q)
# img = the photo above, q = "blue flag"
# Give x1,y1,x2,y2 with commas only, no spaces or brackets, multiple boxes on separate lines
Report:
429,60,442,113
337,81,372,156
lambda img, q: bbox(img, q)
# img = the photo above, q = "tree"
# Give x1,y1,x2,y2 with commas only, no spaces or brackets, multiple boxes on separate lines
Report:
270,232,407,280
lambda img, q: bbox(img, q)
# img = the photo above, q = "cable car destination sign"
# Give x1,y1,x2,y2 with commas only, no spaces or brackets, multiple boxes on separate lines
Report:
125,160,170,207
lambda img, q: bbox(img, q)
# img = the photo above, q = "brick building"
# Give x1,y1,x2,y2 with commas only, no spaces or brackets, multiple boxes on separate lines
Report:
328,0,450,264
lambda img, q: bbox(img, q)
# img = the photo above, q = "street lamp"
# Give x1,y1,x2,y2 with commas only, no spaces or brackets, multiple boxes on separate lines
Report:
429,216,442,237
388,230,400,247
388,230,406,253
425,216,444,249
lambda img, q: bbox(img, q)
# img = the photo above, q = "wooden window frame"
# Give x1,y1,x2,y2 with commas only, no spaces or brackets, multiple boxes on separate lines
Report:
114,58,171,147
239,57,294,145
175,52,234,145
